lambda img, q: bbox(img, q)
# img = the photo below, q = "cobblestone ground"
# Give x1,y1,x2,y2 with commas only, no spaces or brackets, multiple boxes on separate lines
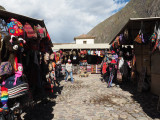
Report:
22,74,160,120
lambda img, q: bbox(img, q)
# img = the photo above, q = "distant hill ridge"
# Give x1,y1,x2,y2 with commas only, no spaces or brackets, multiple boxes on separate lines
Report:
0,5,5,10
87,0,160,43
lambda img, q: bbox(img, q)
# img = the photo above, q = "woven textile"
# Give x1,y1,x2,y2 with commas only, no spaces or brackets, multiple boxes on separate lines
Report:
1,86,8,111
24,22,37,38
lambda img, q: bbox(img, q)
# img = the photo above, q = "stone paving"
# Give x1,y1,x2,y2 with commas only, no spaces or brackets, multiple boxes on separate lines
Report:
22,74,160,120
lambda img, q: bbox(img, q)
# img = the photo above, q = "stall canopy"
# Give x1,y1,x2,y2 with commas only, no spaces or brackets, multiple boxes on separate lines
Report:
0,9,47,32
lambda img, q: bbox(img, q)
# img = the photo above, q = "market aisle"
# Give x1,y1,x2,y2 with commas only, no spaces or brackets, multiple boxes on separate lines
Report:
53,74,159,120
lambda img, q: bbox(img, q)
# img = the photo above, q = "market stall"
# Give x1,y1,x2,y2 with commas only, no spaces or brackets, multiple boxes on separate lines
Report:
0,9,53,118
110,17,160,95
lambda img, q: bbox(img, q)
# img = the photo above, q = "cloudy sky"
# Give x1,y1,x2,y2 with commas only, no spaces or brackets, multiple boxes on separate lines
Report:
1,0,130,43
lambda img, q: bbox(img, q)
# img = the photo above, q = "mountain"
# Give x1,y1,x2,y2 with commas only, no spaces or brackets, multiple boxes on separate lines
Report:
87,0,160,43
0,5,5,10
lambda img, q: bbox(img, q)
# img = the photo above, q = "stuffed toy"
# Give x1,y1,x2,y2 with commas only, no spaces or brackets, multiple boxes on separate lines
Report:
2,35,19,70
2,35,26,71
13,63,23,86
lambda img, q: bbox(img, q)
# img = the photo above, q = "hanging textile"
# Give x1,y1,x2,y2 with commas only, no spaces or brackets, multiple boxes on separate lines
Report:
0,19,9,39
134,30,143,43
36,24,47,39
24,22,37,38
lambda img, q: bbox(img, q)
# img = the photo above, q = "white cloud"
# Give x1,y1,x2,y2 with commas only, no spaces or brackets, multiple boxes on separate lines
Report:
0,0,129,43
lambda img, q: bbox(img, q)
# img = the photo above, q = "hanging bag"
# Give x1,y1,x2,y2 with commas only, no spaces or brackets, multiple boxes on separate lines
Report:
134,21,145,44
151,23,158,43
152,25,160,52
36,24,46,39
134,30,143,44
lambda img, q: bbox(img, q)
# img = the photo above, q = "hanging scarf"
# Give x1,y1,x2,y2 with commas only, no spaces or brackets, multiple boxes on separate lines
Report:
0,86,8,112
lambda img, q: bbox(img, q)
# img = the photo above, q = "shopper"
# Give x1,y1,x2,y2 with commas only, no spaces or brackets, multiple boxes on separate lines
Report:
65,59,74,83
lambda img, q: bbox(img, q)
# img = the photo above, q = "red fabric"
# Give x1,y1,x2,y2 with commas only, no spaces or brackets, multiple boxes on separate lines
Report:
14,56,18,71
111,50,115,54
84,50,87,54
7,18,24,37
80,51,84,55
36,24,46,38
102,62,107,74
47,32,51,40
24,22,37,38
111,59,116,64
59,50,63,54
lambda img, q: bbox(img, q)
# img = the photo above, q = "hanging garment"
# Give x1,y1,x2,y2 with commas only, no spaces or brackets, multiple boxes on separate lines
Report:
36,24,46,39
87,65,91,72
102,62,107,74
0,86,8,112
118,57,124,70
134,30,143,44
0,19,9,39
88,50,91,55
91,50,93,55
98,51,101,56
114,54,119,62
151,32,157,42
73,56,77,60
24,22,37,38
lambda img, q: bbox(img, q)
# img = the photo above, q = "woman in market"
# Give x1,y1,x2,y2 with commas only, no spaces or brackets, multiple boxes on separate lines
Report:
107,56,117,87
65,59,74,83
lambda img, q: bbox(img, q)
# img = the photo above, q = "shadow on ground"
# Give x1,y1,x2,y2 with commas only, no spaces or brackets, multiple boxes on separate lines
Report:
22,76,64,120
118,81,160,119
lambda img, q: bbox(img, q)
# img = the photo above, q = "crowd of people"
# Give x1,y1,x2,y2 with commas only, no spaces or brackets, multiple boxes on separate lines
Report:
101,46,134,88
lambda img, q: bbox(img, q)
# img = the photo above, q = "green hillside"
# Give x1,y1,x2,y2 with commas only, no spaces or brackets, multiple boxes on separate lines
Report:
87,0,160,43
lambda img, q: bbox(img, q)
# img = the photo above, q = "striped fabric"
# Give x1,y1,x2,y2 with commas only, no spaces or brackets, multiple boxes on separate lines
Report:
1,86,8,111
87,65,91,72
91,65,96,74
97,65,101,74
24,22,37,38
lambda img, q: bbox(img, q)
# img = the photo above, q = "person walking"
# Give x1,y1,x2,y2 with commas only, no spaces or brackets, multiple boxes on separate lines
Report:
65,59,74,83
